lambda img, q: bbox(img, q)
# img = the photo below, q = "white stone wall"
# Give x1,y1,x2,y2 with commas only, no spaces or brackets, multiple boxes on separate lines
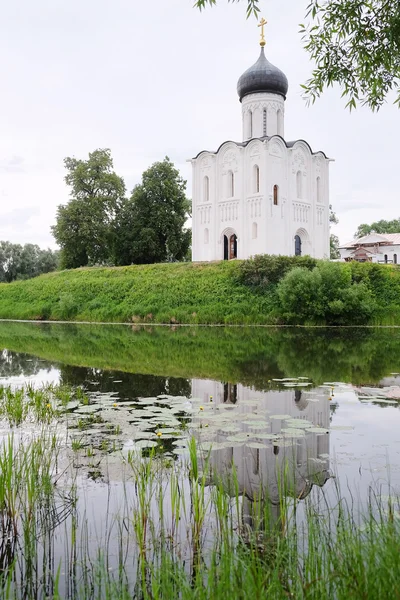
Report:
241,92,285,139
191,136,330,261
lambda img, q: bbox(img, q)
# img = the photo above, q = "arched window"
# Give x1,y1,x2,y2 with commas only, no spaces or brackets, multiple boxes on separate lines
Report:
384,254,388,264
203,176,209,202
228,170,234,198
249,110,253,138
296,171,302,198
273,184,279,206
316,176,321,202
252,222,257,239
204,228,209,244
295,234,302,256
394,254,398,264
263,108,267,136
254,165,260,193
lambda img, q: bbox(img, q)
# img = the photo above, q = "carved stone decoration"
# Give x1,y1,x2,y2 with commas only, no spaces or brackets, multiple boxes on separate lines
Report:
201,156,211,169
292,151,307,176
314,155,323,174
221,149,238,174
269,142,283,158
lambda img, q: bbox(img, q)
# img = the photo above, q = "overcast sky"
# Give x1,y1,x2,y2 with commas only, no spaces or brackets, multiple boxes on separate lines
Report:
0,0,398,248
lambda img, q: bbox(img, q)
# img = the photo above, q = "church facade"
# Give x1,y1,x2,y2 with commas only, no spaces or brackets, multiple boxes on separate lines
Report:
191,23,332,262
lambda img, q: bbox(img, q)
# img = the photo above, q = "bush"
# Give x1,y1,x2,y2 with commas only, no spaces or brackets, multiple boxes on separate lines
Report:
277,262,377,325
237,254,317,290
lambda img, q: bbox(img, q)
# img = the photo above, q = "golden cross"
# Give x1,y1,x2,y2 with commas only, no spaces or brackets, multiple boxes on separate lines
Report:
258,17,267,47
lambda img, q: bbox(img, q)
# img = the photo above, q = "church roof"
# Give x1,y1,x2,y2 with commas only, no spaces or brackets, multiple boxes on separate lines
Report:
340,233,400,249
237,47,288,102
192,136,329,160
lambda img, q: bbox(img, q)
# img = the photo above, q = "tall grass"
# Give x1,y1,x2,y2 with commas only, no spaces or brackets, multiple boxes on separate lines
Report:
0,257,398,325
1,432,399,599
0,384,399,598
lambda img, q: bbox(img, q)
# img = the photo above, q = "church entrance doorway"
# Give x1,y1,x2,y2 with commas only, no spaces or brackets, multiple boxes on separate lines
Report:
295,234,302,256
223,233,237,260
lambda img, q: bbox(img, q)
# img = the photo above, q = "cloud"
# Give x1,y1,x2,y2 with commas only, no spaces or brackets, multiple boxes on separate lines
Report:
0,155,26,173
0,206,40,227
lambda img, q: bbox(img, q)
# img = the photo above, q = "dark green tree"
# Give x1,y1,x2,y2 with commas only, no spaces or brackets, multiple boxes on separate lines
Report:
195,0,400,110
113,158,191,265
0,241,59,283
355,218,400,238
52,149,126,269
329,204,340,259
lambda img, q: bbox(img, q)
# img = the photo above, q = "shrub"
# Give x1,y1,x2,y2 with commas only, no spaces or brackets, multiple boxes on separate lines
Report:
277,262,377,325
237,254,317,290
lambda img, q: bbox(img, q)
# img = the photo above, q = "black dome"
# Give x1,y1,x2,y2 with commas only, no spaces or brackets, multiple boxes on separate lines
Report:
237,47,288,102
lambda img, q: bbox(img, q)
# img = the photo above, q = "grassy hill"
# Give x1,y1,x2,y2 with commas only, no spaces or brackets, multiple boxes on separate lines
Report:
0,257,399,325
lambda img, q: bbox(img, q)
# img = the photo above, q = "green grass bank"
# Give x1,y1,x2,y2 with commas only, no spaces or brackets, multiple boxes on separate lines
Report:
0,256,400,325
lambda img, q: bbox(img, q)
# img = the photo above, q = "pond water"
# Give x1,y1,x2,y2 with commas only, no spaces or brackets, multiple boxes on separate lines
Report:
1,322,400,597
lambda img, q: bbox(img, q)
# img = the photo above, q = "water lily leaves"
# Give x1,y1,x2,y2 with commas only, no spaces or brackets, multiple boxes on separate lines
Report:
74,405,102,414
330,426,354,431
285,420,313,429
255,433,280,440
281,428,306,436
306,427,329,434
226,433,252,443
247,442,269,449
134,440,158,449
63,401,80,411
270,414,292,420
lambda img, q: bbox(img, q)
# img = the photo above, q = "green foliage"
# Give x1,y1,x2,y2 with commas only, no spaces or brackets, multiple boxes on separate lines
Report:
301,0,400,110
330,234,340,259
113,157,191,265
277,262,377,325
355,218,400,238
194,0,260,19
0,257,399,326
0,241,59,283
236,254,317,290
194,0,400,110
52,149,126,269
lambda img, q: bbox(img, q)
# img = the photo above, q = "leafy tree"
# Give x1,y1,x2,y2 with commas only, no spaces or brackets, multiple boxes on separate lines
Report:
330,234,340,260
276,262,376,325
0,242,22,283
52,149,126,269
329,204,340,259
195,0,400,110
0,241,59,283
113,158,191,265
355,218,400,238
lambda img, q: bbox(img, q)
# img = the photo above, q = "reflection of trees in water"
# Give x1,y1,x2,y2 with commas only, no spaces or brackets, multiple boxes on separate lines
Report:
0,350,54,378
59,365,191,400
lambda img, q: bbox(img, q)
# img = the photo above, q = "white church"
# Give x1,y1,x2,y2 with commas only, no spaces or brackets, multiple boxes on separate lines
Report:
191,20,332,262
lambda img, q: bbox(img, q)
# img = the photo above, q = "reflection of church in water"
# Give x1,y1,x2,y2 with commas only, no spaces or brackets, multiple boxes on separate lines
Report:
191,379,331,519
191,18,331,262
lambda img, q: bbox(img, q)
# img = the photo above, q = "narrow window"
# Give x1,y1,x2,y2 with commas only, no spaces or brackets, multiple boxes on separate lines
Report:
252,222,257,239
295,234,302,256
228,170,234,198
316,176,321,202
204,228,209,244
249,110,253,138
384,254,388,264
296,171,302,199
203,176,209,202
273,184,278,206
263,108,267,136
394,254,398,264
254,165,260,193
